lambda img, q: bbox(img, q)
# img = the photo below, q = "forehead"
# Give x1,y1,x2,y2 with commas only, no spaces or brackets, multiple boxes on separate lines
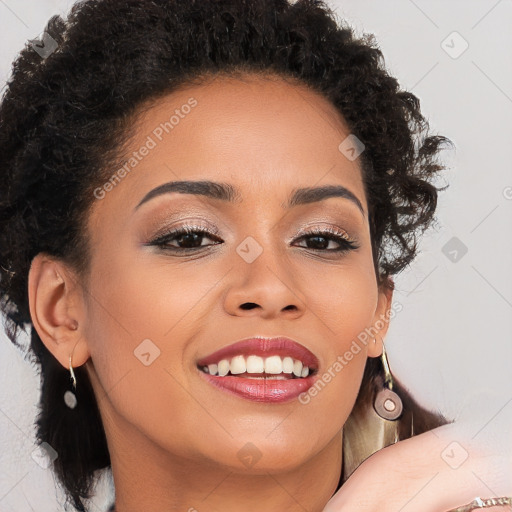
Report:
91,75,367,218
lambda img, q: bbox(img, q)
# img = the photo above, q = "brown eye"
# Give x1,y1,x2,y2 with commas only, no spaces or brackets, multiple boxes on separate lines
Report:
148,226,222,251
293,228,359,253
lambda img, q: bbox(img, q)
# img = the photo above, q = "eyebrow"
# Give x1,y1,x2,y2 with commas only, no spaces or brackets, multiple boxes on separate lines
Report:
134,180,365,216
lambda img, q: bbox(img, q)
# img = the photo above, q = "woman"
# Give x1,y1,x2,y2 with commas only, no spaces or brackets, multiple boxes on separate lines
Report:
0,0,509,511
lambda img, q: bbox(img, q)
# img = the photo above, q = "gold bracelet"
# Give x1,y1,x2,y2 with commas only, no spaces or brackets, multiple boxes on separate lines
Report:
445,496,512,511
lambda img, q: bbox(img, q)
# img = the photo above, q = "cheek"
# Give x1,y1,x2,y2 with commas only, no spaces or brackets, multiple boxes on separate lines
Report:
296,255,379,342
85,245,217,348
81,260,204,451
81,247,221,408
291,256,377,422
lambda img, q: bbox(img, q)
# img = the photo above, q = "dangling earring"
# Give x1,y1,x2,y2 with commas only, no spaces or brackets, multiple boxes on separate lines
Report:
373,339,403,420
340,334,405,483
68,328,79,391
373,336,403,443
69,353,77,390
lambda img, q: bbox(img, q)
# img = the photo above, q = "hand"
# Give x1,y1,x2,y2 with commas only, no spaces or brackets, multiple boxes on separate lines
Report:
323,420,512,512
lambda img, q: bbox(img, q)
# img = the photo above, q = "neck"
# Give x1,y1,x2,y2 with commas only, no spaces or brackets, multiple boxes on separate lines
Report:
103,408,343,512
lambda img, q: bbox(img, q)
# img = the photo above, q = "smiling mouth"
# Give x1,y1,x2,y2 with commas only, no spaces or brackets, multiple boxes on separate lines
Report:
197,354,317,379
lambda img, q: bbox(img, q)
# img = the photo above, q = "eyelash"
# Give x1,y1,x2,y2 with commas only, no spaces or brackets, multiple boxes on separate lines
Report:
148,224,360,254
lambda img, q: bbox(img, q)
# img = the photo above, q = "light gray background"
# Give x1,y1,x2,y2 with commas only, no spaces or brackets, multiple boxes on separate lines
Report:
1,1,511,510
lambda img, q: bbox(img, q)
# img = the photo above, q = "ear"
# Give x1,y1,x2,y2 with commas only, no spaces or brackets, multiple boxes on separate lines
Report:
28,253,90,370
366,277,394,358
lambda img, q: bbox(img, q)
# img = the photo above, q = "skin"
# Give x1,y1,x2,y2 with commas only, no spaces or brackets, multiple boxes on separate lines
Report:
325,422,512,512
27,74,394,512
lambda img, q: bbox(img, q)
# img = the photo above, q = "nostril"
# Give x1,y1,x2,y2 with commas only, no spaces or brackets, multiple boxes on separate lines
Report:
240,303,258,310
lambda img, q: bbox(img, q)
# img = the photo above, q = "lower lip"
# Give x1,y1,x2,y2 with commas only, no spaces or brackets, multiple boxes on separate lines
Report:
199,371,316,403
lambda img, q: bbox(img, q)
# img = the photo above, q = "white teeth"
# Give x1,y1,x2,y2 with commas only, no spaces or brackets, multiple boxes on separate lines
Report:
246,355,264,373
264,355,283,374
282,356,294,373
230,355,246,374
293,360,303,377
217,359,230,377
201,355,313,378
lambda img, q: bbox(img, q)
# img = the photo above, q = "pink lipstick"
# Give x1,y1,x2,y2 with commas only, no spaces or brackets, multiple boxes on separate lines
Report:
196,336,319,403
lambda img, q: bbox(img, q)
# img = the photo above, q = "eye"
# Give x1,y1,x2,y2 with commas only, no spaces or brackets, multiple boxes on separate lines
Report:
147,225,222,252
292,226,359,253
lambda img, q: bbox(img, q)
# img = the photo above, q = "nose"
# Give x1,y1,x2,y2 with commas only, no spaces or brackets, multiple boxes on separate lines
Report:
222,239,306,320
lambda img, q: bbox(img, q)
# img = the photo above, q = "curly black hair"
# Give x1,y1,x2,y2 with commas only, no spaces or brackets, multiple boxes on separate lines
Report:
0,0,454,510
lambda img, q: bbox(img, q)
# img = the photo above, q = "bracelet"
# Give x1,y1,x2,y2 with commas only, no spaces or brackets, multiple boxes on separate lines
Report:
445,496,512,511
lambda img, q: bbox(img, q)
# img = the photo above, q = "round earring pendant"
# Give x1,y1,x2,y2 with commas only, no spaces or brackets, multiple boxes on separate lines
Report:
64,390,77,409
374,388,403,420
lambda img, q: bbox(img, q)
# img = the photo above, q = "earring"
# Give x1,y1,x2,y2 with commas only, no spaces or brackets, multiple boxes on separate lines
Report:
373,337,403,421
68,323,79,390
69,353,77,390
341,336,407,483
341,335,404,482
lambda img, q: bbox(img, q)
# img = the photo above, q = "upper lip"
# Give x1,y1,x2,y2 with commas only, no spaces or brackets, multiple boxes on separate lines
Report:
196,336,319,371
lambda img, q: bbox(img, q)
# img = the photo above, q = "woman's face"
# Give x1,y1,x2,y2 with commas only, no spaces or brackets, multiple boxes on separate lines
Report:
79,75,392,473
